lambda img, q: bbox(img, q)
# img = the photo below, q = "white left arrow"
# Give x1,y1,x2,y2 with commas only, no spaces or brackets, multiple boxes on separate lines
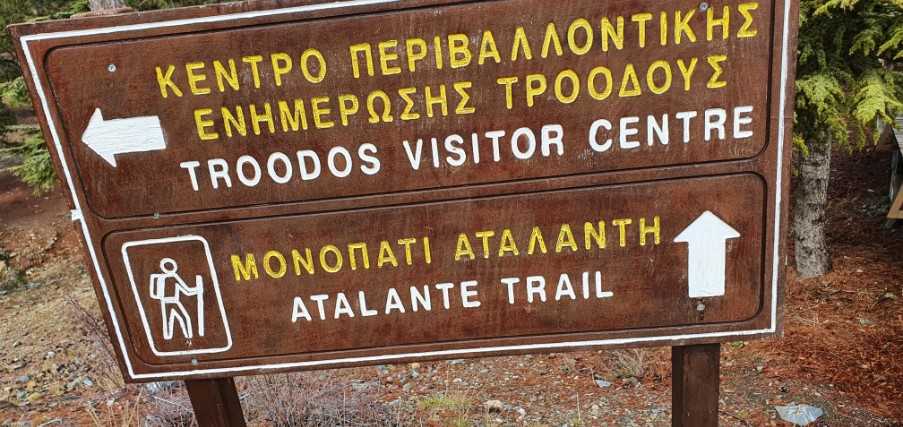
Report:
674,211,741,298
81,108,166,167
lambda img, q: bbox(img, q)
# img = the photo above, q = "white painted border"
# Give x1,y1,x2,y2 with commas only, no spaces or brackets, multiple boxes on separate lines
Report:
19,0,790,380
122,235,233,357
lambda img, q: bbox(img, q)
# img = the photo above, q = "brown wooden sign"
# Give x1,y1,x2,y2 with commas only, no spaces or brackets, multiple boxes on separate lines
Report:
11,0,796,381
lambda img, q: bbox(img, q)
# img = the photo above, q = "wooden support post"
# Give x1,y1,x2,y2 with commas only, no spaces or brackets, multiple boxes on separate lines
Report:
672,344,720,427
888,190,903,220
185,378,247,427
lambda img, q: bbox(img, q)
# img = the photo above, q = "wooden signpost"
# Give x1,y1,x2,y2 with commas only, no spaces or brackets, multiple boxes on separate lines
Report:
10,0,798,424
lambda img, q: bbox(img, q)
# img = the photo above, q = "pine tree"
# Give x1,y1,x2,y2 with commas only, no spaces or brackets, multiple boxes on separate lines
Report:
793,0,902,278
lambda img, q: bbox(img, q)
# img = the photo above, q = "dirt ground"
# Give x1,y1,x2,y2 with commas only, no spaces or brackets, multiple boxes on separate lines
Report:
0,144,900,426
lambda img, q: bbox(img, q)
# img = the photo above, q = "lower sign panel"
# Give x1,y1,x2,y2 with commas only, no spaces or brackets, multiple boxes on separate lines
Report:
104,174,767,377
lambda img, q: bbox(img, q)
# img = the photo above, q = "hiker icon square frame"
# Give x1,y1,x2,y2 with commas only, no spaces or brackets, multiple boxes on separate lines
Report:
122,235,232,357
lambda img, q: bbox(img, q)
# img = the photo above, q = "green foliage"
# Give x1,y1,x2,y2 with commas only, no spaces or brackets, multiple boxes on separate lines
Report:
0,0,93,193
878,22,903,60
1,77,31,109
2,131,55,194
796,0,903,149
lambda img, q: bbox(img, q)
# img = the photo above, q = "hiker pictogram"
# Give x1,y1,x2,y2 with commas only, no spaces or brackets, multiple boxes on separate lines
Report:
149,257,205,340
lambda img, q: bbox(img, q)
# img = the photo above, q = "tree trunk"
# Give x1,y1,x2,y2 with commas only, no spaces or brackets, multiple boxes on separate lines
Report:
89,0,127,11
793,135,833,278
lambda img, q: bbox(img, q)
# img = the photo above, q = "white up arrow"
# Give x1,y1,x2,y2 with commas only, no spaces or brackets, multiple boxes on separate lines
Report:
673,211,740,298
81,108,166,167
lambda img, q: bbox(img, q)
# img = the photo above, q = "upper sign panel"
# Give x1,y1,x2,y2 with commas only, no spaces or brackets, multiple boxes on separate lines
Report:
45,0,773,218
